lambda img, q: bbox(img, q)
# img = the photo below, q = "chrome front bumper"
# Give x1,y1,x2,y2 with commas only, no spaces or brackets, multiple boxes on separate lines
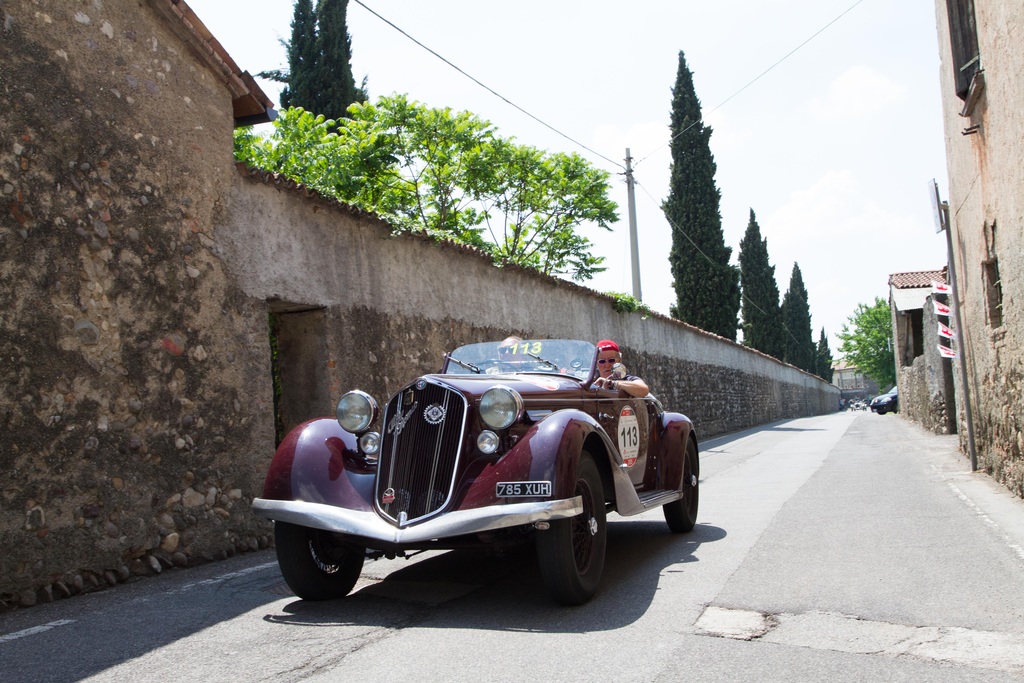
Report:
251,496,583,545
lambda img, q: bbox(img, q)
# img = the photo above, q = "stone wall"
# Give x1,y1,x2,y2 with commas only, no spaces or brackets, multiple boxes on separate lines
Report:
899,295,957,434
0,0,837,609
0,0,275,608
220,167,838,439
934,0,1024,495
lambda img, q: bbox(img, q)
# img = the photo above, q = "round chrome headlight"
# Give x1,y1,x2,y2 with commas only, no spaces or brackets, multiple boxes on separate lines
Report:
479,386,523,430
359,431,381,457
477,430,500,454
336,391,378,434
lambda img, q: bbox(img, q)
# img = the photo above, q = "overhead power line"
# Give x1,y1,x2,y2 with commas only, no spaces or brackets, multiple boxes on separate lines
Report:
635,0,867,167
633,178,808,353
351,0,623,169
353,0,864,177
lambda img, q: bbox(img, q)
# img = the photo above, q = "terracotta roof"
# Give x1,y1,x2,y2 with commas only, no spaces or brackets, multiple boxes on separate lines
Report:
888,268,947,289
152,0,276,127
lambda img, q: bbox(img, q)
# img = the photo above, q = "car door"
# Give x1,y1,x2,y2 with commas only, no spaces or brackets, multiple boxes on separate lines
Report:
594,392,655,489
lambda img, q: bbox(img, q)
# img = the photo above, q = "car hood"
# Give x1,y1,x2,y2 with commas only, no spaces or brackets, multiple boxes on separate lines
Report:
428,372,586,398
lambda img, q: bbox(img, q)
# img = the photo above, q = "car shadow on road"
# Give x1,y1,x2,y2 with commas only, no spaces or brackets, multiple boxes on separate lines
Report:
263,520,726,633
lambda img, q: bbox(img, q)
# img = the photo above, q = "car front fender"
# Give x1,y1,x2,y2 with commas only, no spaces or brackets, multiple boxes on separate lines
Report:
261,418,375,511
458,409,615,510
655,412,696,491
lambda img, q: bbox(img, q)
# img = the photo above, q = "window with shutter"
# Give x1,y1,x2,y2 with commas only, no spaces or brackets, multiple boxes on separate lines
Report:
945,0,981,100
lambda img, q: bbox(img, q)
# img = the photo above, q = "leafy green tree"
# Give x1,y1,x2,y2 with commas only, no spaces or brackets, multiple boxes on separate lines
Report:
346,96,495,243
838,297,896,388
664,51,740,340
738,209,785,358
269,0,366,118
815,328,834,382
481,139,616,280
781,263,815,372
233,107,394,203
234,98,617,281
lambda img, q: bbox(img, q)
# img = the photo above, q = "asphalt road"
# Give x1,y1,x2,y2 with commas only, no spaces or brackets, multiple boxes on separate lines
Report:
2,413,1023,682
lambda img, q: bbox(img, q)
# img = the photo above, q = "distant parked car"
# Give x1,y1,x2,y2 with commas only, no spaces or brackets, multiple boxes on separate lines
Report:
870,387,899,415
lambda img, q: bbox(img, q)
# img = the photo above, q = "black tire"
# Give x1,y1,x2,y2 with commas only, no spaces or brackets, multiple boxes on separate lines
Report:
536,452,607,605
664,438,699,533
274,522,365,601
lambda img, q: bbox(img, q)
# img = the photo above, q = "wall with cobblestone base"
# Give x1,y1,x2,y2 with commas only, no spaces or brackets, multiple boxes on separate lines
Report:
0,0,837,610
934,0,1024,496
219,167,838,441
0,0,278,609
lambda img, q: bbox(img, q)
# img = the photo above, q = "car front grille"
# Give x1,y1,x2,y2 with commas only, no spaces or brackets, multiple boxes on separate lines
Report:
376,379,467,526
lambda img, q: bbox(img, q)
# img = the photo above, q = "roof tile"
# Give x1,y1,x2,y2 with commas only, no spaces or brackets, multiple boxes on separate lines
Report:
888,268,947,289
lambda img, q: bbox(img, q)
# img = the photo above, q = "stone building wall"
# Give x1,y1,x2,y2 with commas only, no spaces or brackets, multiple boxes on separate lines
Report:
934,0,1024,495
0,0,837,609
0,0,276,608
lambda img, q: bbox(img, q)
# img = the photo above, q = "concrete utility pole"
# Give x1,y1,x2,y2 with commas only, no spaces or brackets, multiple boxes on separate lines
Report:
624,149,642,301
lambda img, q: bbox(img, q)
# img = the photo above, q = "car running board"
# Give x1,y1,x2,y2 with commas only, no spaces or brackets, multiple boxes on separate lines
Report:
614,487,684,517
637,490,685,509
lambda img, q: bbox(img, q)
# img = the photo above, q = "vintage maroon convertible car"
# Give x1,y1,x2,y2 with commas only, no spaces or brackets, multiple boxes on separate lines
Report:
253,339,699,605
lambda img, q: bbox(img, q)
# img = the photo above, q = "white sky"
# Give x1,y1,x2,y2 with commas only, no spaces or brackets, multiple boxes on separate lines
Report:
185,0,952,353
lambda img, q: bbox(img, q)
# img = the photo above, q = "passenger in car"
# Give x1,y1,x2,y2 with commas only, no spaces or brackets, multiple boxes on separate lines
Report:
498,336,524,358
592,339,649,397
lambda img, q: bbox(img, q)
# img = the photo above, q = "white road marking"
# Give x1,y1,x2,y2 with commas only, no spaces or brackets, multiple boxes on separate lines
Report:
173,561,279,594
1,562,279,647
947,481,1024,562
0,619,76,644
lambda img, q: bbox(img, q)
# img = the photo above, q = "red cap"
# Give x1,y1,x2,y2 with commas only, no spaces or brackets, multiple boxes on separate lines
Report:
596,339,619,352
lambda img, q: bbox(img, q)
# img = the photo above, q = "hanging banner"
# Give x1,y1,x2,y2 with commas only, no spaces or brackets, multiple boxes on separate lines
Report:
932,280,951,294
933,300,952,316
937,344,958,359
938,322,955,339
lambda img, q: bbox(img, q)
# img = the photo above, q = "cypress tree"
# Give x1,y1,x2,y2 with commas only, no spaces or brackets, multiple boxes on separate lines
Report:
664,51,740,341
278,0,365,118
279,0,317,110
781,263,815,372
815,328,835,382
313,0,362,118
738,209,785,359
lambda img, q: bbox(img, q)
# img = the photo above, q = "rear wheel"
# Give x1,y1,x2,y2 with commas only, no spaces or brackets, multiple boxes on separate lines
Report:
536,452,607,605
274,522,365,600
664,438,699,533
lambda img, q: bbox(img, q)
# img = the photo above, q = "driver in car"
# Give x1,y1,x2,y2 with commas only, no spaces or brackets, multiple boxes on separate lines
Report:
592,339,649,397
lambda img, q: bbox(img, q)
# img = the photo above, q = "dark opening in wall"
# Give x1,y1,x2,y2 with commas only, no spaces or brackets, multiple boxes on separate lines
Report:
268,300,329,445
982,258,1003,329
910,309,924,360
895,307,925,368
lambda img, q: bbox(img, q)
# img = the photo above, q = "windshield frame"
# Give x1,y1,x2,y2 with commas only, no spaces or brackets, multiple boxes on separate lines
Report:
441,339,598,381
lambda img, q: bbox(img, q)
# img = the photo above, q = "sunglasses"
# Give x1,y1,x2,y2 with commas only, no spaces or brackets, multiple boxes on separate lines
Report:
498,347,513,355
597,358,619,364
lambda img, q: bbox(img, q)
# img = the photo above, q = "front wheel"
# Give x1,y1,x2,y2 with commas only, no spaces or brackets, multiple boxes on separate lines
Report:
664,438,699,533
274,521,365,600
536,452,607,605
